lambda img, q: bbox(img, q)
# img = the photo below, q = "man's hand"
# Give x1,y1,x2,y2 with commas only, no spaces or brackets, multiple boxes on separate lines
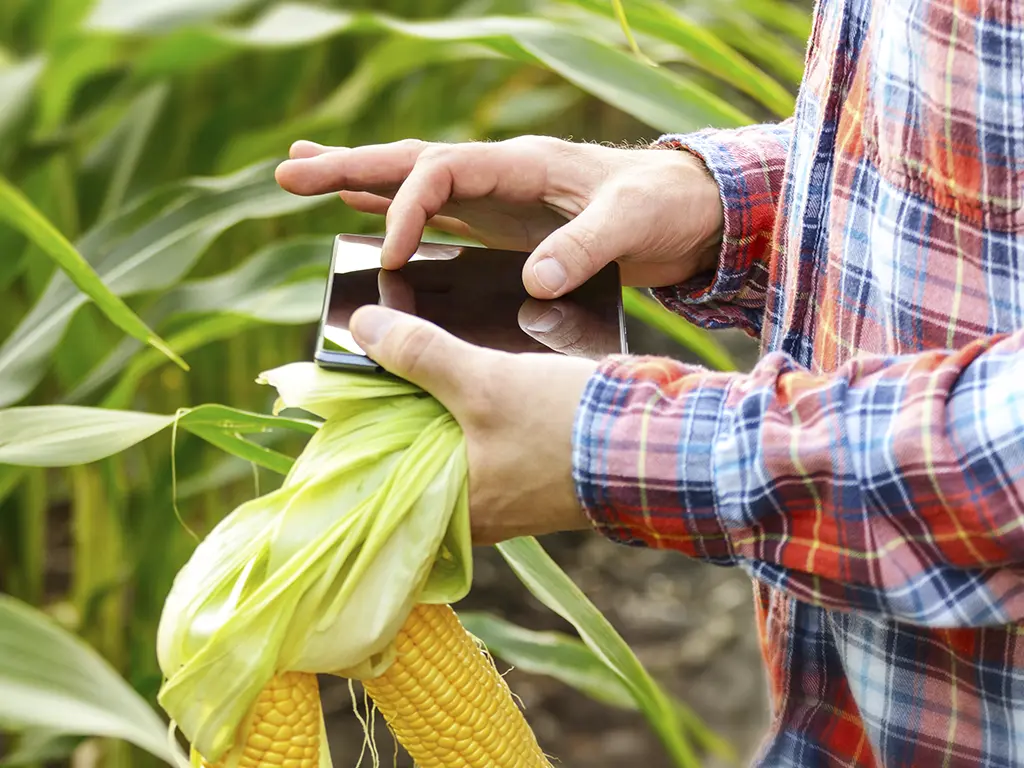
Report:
349,304,596,545
275,136,723,297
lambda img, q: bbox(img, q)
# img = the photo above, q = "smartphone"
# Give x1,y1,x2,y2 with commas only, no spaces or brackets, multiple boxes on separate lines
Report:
314,234,627,372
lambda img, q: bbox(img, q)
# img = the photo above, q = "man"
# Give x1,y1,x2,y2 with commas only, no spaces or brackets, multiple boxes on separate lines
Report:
274,0,1024,763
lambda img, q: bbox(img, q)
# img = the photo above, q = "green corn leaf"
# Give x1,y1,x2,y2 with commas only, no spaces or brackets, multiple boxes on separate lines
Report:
100,315,255,410
461,610,738,762
220,38,498,170
86,0,261,33
460,611,636,709
623,288,736,371
496,536,702,767
176,404,319,436
562,0,796,116
0,162,327,408
180,424,298,476
124,5,750,132
68,238,329,404
0,177,188,375
0,407,173,466
0,57,44,146
35,36,124,134
0,595,186,767
713,18,807,86
0,404,316,468
610,0,656,65
730,0,812,40
88,84,171,222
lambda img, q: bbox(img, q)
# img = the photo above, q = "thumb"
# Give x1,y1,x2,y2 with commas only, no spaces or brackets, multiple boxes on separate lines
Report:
523,193,630,299
349,305,473,407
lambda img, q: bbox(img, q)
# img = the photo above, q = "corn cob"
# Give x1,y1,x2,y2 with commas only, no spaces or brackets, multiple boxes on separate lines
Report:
200,671,322,768
363,603,550,767
201,604,548,768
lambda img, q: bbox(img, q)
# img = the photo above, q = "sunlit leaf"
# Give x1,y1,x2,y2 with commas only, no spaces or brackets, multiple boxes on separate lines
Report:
0,407,173,466
129,5,750,131
460,611,636,709
561,0,795,116
0,162,327,408
0,595,185,767
180,424,297,476
610,0,655,64
0,404,315,468
87,0,261,33
497,536,702,766
0,176,187,377
178,404,318,436
68,238,328,403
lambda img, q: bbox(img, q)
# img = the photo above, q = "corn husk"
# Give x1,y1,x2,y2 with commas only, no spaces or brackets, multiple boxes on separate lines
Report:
156,363,472,763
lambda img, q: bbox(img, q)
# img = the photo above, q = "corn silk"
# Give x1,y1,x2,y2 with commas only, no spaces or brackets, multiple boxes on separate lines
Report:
156,363,472,764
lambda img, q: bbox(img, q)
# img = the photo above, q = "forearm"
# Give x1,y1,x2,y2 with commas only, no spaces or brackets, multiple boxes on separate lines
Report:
574,332,1024,626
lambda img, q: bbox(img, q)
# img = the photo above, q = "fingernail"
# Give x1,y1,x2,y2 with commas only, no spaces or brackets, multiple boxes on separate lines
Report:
526,306,563,333
533,259,567,293
351,305,397,347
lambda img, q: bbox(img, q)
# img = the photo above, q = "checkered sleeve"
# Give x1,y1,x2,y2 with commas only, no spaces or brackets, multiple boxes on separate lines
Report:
650,121,792,338
574,333,1024,627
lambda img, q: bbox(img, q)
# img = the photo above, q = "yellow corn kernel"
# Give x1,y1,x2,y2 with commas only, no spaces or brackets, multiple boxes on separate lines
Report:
363,604,551,767
200,672,321,768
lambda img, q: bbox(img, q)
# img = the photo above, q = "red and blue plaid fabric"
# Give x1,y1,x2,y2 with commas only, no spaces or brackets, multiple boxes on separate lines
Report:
573,0,1024,765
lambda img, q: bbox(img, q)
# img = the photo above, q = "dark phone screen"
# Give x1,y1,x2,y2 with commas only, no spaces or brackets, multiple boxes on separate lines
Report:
317,235,625,360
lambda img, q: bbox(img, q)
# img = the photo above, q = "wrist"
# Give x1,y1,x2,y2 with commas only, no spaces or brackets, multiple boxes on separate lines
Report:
656,147,724,281
677,149,725,262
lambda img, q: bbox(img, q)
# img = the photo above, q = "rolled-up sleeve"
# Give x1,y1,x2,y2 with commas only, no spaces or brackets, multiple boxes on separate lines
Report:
652,121,792,337
574,333,1024,628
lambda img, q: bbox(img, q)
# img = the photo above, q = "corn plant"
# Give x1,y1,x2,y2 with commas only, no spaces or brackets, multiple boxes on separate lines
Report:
0,0,806,766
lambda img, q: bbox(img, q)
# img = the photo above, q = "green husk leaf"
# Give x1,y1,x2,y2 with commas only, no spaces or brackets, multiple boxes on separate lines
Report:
157,364,471,763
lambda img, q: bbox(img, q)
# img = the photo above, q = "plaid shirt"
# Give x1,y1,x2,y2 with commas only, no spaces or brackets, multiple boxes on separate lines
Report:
572,0,1024,765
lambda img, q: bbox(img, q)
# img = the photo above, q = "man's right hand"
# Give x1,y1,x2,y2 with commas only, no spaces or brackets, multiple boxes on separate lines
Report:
275,135,724,299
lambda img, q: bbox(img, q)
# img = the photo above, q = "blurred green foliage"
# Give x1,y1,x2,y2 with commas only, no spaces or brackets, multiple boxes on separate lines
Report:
0,0,806,765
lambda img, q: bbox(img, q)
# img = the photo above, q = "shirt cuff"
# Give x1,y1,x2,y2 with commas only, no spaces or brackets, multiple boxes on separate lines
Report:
650,125,789,332
572,355,737,564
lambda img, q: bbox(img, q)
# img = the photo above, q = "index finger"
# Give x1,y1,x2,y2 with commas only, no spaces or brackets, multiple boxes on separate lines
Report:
274,138,430,196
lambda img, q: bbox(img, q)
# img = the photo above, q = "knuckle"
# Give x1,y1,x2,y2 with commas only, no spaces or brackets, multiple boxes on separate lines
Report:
507,134,565,155
558,226,601,271
388,322,442,379
395,138,427,155
417,143,453,165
